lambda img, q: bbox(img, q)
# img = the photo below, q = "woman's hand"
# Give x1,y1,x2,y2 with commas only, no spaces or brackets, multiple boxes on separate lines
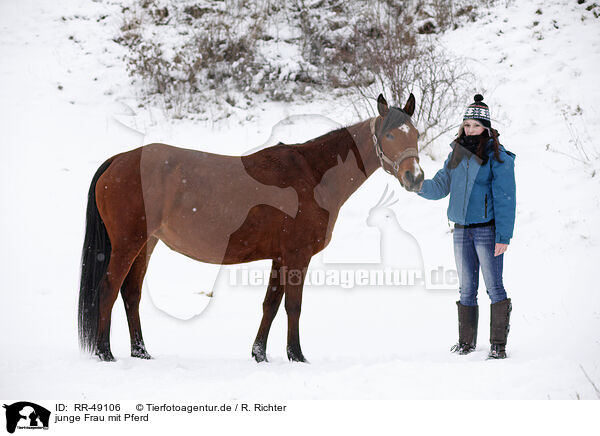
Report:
494,243,508,256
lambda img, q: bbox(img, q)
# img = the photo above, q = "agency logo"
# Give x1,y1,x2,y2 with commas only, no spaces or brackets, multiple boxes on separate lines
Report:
3,402,50,434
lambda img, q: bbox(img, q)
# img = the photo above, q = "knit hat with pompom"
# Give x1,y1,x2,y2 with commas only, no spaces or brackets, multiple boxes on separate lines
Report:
463,94,491,129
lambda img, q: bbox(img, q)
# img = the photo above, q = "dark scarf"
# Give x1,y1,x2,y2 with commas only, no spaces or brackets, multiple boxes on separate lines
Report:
449,134,489,168
459,134,484,155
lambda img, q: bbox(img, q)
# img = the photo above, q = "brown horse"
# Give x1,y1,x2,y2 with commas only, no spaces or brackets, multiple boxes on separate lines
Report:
78,94,424,362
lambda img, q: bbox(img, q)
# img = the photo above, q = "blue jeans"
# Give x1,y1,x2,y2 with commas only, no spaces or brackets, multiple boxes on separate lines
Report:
453,224,507,306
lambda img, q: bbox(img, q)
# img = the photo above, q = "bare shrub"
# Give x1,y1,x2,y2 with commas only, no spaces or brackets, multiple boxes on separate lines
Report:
408,44,475,150
117,0,273,115
545,106,600,174
326,2,475,151
353,42,474,151
116,0,489,120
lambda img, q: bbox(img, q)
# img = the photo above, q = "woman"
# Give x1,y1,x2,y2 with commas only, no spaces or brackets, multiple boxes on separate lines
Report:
417,95,516,359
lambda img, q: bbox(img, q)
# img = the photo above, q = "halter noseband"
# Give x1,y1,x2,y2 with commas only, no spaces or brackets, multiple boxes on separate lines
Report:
370,116,419,176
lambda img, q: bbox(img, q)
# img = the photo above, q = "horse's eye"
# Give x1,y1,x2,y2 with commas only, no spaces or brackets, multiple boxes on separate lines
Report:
385,133,393,140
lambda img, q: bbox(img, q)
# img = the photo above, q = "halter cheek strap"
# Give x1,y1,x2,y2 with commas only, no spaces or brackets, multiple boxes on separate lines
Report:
370,117,420,176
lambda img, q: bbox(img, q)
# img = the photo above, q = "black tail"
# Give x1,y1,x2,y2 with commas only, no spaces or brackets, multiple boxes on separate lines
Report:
78,158,115,354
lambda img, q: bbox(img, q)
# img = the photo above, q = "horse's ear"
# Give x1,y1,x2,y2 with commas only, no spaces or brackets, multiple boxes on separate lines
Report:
403,93,416,116
377,94,389,117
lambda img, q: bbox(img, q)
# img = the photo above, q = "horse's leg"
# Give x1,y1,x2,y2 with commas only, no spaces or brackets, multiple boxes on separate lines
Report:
283,255,311,363
96,243,145,362
252,259,284,362
120,236,158,359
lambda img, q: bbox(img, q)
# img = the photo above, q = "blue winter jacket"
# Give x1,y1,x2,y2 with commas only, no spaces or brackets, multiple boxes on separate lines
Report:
418,139,516,244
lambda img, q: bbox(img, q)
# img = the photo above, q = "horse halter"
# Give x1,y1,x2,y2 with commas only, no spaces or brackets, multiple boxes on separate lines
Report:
370,116,419,176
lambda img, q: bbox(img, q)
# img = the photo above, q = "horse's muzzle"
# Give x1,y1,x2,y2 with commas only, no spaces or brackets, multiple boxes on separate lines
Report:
399,168,424,192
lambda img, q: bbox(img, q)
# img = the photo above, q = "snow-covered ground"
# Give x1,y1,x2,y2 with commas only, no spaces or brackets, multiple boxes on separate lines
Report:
1,0,599,418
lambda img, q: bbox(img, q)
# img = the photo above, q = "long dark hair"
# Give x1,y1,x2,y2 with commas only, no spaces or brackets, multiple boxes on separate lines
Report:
448,125,504,169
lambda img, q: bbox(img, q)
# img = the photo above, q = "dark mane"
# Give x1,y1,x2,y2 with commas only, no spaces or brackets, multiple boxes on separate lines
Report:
270,106,410,185
379,107,411,135
292,125,368,182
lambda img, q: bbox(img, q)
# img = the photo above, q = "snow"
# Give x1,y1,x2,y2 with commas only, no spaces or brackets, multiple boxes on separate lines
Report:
1,0,599,423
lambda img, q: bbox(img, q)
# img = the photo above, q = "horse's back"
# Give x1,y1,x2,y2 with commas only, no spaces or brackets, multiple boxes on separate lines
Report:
97,143,306,263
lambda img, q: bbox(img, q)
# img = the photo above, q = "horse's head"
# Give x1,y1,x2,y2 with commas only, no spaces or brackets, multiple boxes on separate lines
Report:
373,94,424,192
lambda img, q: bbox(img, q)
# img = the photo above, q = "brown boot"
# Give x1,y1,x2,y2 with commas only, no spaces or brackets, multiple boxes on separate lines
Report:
488,298,512,359
450,301,478,355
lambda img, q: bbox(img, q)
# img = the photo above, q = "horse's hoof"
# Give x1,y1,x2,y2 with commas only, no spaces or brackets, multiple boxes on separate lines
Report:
252,343,268,363
286,346,308,363
95,350,116,362
131,349,153,360
252,353,268,363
